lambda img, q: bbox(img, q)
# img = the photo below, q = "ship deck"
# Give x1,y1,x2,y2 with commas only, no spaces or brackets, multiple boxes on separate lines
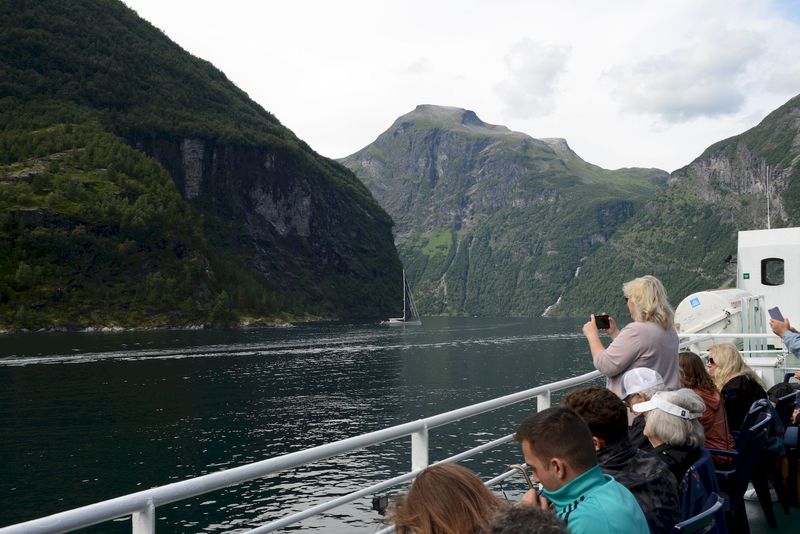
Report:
746,499,800,533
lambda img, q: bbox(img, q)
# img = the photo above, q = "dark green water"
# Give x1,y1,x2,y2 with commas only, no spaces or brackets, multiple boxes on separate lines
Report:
0,317,599,532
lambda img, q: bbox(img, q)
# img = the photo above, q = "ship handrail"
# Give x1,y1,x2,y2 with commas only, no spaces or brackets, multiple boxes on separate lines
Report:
0,370,604,534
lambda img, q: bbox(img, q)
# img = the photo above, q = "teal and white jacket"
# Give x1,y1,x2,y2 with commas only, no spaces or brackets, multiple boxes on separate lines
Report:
542,464,649,534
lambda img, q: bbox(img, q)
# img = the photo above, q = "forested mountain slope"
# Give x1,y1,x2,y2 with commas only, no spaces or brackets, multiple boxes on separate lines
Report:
0,0,401,330
341,105,667,316
556,94,800,317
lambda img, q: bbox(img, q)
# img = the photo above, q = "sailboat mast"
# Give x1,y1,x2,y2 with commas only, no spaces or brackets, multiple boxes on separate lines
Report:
402,269,407,320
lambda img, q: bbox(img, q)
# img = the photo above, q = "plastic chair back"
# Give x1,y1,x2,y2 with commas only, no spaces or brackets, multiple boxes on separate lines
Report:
775,390,799,428
733,399,770,447
679,448,719,520
715,414,771,502
671,492,727,534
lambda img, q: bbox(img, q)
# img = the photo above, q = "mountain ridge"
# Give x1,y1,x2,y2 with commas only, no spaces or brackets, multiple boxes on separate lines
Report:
342,98,800,318
341,105,668,316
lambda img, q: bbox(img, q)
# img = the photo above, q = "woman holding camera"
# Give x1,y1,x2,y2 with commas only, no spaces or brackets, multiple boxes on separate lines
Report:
582,275,680,397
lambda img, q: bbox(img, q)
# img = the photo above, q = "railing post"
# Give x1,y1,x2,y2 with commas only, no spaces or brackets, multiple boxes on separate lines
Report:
131,498,155,534
411,423,429,472
537,390,551,412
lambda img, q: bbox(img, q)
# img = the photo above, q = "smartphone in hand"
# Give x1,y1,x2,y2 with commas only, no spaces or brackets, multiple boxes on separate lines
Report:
768,307,784,321
595,314,611,329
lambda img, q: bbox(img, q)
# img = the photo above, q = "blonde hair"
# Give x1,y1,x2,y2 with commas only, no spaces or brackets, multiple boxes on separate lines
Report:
623,275,674,329
388,463,506,534
708,343,764,391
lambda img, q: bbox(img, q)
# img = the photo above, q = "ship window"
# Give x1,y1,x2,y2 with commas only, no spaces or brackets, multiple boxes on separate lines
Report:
761,258,784,286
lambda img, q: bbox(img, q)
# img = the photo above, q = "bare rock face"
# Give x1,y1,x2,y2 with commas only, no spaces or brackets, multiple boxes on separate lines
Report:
253,184,311,238
134,134,401,319
669,96,800,229
180,138,205,199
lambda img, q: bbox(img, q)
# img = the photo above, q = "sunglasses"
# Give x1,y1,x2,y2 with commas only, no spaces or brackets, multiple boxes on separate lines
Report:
707,357,715,365
624,297,629,303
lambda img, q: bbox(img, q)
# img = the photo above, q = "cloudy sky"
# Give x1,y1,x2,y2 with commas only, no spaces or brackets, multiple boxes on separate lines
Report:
123,0,800,172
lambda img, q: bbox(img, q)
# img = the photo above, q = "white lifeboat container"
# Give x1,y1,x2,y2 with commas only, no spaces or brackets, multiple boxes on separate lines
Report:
675,288,752,350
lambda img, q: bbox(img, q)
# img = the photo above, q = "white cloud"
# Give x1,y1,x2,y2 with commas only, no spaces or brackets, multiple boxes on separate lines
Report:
121,0,800,171
608,24,764,122
405,57,431,75
495,39,571,119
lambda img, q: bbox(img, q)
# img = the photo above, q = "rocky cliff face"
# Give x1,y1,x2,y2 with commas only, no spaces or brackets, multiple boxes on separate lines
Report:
341,105,666,316
133,133,401,319
668,95,800,228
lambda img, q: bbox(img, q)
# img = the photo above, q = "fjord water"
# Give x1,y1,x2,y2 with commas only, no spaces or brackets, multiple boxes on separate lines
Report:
0,317,597,532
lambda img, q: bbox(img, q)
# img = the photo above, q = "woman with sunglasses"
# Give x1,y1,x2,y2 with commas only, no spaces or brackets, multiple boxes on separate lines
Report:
706,343,767,431
582,275,680,398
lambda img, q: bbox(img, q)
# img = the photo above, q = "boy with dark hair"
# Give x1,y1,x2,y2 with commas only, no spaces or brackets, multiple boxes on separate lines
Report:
563,386,681,533
515,406,649,534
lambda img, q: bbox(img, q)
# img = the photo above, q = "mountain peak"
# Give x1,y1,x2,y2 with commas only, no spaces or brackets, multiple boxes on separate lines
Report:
541,137,577,159
396,105,511,134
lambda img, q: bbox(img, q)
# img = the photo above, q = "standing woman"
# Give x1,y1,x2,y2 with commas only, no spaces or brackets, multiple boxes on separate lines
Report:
706,343,768,431
678,351,735,452
583,275,680,397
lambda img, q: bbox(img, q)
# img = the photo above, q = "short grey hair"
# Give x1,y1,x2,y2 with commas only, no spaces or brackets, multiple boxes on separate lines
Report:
644,388,706,448
639,383,667,400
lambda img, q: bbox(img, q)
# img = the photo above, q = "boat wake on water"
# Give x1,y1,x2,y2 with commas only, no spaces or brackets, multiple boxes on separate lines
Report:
0,329,584,367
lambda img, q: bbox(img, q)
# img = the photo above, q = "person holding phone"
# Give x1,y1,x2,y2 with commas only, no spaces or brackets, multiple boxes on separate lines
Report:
582,275,680,398
769,309,800,359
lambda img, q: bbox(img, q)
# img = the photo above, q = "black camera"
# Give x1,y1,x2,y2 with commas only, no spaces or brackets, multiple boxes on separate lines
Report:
595,314,610,329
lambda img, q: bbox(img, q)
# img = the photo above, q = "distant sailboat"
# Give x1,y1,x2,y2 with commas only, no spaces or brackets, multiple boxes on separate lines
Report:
384,270,422,326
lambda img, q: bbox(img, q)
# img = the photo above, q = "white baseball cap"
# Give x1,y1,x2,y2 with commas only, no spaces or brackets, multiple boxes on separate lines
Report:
621,367,664,399
632,391,703,420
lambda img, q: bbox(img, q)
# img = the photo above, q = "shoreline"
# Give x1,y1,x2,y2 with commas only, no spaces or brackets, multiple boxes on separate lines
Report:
0,318,296,335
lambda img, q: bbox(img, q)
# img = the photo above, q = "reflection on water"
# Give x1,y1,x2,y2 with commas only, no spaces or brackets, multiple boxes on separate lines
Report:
0,317,599,532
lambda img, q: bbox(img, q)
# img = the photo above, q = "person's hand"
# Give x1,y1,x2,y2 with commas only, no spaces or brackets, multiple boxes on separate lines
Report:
518,487,551,509
606,316,620,339
583,315,600,338
771,318,790,337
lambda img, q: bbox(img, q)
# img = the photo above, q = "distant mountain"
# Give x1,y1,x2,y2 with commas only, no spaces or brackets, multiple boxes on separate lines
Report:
555,94,800,317
0,0,401,330
340,105,667,316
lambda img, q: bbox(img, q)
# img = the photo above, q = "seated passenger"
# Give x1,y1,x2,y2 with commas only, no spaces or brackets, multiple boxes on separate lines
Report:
679,351,735,456
485,505,568,534
706,343,768,431
621,367,667,450
564,386,681,534
516,406,649,534
386,462,506,534
632,388,705,482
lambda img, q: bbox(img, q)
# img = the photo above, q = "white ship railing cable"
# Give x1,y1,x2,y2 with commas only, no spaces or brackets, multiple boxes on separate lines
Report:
0,370,604,534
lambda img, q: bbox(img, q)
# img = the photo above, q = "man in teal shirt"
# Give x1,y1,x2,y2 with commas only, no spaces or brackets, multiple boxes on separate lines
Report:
516,406,649,534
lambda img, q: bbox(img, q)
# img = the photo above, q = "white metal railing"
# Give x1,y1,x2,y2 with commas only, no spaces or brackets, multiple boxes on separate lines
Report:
0,370,603,534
